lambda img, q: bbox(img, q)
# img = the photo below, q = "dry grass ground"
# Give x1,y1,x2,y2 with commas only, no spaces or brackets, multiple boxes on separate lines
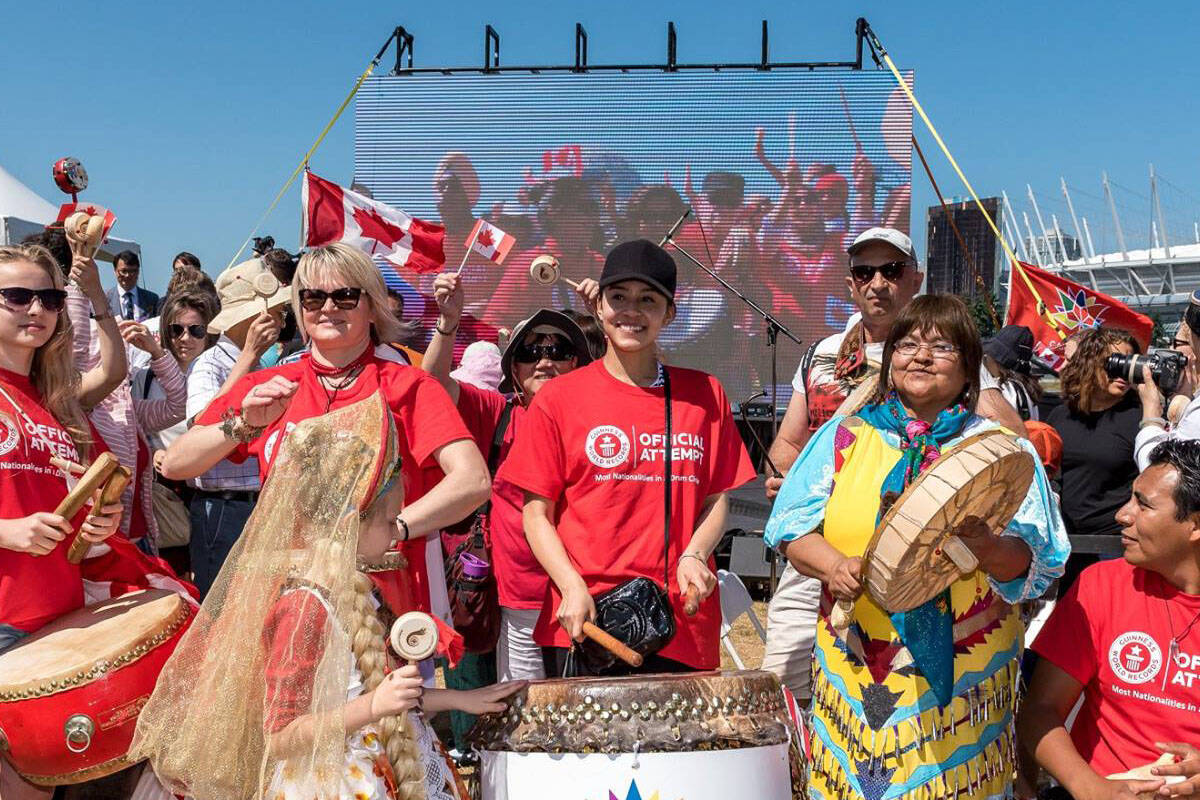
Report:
718,599,769,671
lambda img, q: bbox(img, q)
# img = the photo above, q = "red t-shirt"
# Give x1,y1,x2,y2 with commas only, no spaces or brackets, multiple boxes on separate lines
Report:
0,368,103,631
496,361,756,668
1032,558,1200,776
195,353,472,611
455,382,546,609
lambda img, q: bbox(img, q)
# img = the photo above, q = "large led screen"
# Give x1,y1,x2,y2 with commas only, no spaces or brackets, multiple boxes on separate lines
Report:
355,70,912,404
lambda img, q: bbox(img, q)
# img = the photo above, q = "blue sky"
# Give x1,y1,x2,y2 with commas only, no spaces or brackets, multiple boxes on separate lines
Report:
3,0,1198,291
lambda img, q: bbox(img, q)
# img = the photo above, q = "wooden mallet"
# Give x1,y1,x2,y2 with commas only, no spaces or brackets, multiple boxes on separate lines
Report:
529,255,581,290
66,465,131,564
581,622,643,668
51,452,130,564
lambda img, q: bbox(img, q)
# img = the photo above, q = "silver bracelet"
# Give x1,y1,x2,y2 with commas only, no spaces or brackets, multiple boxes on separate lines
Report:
678,552,707,565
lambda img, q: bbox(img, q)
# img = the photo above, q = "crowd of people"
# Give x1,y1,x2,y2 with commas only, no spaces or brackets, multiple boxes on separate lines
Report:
3,216,1200,800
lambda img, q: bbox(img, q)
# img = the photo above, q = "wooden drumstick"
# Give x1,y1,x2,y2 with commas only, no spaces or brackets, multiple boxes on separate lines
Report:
390,611,439,664
581,621,643,668
53,452,119,522
683,585,701,617
529,255,581,290
67,465,130,564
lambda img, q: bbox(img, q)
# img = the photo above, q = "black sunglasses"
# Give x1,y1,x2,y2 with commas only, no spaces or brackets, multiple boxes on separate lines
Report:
849,260,908,284
0,287,67,312
298,287,363,311
512,342,576,364
169,323,208,339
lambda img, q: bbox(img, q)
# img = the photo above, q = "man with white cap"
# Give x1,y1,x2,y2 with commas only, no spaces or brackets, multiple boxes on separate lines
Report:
184,258,289,595
761,226,1026,704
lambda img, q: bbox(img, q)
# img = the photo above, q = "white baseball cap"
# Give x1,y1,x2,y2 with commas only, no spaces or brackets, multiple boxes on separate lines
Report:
847,227,918,263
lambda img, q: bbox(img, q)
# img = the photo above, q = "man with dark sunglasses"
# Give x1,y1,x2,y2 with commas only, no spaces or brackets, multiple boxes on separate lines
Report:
423,271,593,714
760,225,1027,705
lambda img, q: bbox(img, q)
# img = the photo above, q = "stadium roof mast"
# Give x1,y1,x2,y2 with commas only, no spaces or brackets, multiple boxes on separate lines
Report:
1150,163,1172,259
1061,178,1093,260
1102,171,1130,261
1022,212,1042,267
1027,185,1056,266
1001,191,1030,262
1081,217,1098,261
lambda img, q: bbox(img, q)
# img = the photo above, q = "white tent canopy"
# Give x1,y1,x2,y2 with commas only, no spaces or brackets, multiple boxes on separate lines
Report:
0,162,139,262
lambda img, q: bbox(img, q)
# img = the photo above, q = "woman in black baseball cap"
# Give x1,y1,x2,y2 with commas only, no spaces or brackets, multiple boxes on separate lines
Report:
497,240,756,677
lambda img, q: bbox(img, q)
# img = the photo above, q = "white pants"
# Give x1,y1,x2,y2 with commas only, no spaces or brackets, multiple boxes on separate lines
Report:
497,606,546,681
761,563,822,703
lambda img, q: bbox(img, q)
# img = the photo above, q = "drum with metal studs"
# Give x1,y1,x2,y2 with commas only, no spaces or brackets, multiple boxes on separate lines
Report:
469,670,803,800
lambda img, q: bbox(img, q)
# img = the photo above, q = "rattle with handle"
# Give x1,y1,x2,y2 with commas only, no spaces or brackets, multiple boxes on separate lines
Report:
390,611,440,664
683,585,700,617
581,621,643,668
64,212,105,260
529,255,581,290
67,466,130,564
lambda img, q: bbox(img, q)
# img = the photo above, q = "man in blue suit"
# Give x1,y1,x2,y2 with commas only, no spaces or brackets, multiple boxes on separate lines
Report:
106,250,159,322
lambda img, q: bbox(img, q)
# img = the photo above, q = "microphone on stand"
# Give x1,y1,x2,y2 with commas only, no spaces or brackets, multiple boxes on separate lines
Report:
658,207,692,246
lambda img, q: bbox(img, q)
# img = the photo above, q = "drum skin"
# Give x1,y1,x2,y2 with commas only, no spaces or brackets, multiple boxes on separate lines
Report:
0,590,193,786
863,430,1035,613
470,670,804,799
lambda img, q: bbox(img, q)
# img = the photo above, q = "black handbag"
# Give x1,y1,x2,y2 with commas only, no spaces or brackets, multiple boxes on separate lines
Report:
577,367,677,674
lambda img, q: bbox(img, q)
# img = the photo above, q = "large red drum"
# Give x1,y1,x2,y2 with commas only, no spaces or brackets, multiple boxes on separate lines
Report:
0,589,193,786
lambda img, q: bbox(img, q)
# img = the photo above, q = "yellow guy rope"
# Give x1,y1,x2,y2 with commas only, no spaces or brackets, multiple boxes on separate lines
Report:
872,33,1064,338
224,57,380,270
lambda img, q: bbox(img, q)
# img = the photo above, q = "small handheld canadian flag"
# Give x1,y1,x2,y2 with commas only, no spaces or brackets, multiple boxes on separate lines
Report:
458,218,516,273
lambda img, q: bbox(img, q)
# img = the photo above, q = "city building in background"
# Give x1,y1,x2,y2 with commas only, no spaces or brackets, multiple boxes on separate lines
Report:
924,196,1004,299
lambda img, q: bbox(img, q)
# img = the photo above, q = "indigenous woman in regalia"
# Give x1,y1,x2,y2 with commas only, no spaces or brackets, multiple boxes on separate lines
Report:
765,295,1069,799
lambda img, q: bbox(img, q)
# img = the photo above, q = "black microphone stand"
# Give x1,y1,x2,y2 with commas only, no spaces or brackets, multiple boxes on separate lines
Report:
662,236,803,439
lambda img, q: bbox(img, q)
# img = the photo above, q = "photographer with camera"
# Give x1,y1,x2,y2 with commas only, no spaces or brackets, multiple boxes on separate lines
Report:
1134,300,1200,471
1047,327,1145,593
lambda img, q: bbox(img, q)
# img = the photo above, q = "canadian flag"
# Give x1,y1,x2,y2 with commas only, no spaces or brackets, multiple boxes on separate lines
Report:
55,202,117,241
302,170,445,274
466,218,516,265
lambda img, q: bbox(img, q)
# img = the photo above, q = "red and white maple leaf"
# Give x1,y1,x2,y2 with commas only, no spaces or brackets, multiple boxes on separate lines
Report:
352,206,407,254
476,226,495,249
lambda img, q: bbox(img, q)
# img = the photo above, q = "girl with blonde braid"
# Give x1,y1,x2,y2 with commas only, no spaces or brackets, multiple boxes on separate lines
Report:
132,393,523,800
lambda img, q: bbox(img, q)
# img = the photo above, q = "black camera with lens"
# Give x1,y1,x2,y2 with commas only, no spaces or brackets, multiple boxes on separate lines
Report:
1104,349,1188,395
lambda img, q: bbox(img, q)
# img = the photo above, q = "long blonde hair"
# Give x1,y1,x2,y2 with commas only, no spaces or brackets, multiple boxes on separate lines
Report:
348,571,427,800
0,244,91,461
294,243,402,345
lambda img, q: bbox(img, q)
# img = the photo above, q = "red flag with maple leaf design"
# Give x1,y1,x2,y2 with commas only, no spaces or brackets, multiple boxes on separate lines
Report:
302,170,445,273
465,218,516,265
1006,260,1152,370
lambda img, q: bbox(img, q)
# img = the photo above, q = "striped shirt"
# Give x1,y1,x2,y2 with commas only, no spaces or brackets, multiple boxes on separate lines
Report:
185,336,261,491
66,288,186,543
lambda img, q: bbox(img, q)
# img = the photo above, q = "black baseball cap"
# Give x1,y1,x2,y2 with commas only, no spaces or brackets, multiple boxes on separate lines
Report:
599,239,676,301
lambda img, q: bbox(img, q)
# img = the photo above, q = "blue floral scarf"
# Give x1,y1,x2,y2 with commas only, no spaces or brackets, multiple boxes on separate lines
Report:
857,393,971,705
